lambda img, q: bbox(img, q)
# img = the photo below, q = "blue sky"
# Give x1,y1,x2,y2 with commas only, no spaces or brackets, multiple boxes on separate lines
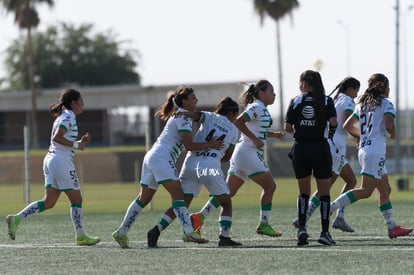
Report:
1,0,413,115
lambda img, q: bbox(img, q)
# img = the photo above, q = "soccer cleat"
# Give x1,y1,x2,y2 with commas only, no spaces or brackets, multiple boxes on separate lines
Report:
112,230,129,249
147,225,160,248
333,217,355,233
190,213,204,237
297,227,309,246
318,231,336,246
292,218,299,229
182,231,209,244
256,222,282,237
388,225,413,239
6,215,19,240
76,235,101,246
218,235,242,247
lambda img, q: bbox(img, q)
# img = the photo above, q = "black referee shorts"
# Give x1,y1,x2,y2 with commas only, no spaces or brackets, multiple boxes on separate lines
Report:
290,140,332,179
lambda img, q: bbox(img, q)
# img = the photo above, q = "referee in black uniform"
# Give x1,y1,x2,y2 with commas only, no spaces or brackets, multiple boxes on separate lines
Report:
285,70,337,246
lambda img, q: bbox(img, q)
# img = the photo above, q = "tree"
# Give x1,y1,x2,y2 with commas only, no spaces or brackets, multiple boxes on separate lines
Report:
1,0,54,148
253,0,299,128
3,23,140,89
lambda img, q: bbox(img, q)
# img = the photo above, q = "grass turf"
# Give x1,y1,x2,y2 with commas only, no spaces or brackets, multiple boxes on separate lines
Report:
1,176,414,274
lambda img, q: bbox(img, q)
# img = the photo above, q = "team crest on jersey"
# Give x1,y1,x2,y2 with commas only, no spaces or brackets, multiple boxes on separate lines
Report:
253,112,258,119
181,120,190,127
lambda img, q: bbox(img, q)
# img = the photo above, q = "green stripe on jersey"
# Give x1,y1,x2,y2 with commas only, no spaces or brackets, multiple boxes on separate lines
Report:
243,112,251,121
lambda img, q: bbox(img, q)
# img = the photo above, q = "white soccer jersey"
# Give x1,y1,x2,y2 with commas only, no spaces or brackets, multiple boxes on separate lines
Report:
45,109,80,190
140,108,194,188
333,93,355,147
238,100,272,147
228,100,272,180
48,109,78,157
180,112,238,196
353,98,395,155
151,107,193,162
188,112,238,163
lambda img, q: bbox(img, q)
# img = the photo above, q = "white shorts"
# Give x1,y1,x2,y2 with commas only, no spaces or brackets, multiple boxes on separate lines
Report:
180,156,229,197
43,153,80,191
140,149,179,190
228,144,269,181
329,141,348,175
358,150,386,179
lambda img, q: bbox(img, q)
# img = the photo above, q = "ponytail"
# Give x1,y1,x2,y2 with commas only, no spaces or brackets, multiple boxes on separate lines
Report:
49,89,81,117
329,77,360,100
155,86,195,121
359,73,388,111
241,80,271,107
300,70,326,127
155,93,176,121
49,103,64,117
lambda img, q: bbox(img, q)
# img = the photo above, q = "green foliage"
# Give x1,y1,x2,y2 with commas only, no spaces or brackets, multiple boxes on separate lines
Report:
2,22,140,90
1,0,54,29
253,0,300,24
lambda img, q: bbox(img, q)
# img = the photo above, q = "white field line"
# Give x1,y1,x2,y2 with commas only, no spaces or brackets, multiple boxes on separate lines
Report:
1,244,414,252
1,235,414,251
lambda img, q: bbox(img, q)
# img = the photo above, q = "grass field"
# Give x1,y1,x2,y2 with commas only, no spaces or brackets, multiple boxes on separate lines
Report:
1,176,414,274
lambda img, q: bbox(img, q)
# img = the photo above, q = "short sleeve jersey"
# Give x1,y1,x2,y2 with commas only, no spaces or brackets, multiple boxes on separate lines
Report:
48,109,78,157
352,97,395,155
239,100,272,147
189,111,238,162
152,107,193,162
333,93,355,147
285,92,336,140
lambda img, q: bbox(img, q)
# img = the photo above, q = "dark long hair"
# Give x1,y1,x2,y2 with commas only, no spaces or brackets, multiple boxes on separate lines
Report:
214,96,239,117
359,73,389,111
330,77,360,100
241,80,272,107
49,89,81,117
300,70,326,126
155,85,194,121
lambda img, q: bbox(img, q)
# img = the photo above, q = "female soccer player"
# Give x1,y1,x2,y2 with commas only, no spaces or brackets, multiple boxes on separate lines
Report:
293,77,360,233
147,97,241,247
330,73,412,239
190,80,285,238
111,86,222,248
285,70,338,246
6,89,100,245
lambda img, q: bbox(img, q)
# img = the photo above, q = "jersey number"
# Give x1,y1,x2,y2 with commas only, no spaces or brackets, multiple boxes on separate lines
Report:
360,113,373,135
205,129,226,142
69,170,78,180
